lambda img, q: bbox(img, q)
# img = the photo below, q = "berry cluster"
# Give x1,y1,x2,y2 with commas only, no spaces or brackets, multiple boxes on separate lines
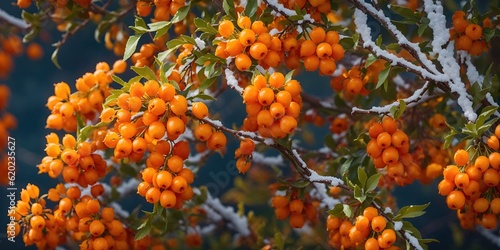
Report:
14,183,128,249
326,207,397,249
439,125,500,230
234,138,256,174
330,59,386,97
216,16,284,70
450,11,490,56
0,35,43,77
135,0,186,22
241,72,302,138
295,27,344,75
46,61,125,132
366,117,421,186
271,193,318,228
277,0,333,22
0,85,16,185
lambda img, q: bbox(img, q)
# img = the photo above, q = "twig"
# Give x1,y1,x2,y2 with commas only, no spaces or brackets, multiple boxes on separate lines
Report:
351,81,431,115
0,8,30,30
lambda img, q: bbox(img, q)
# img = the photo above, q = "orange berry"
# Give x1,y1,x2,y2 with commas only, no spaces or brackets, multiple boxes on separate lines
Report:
170,95,188,115
381,146,399,165
271,196,289,208
280,115,297,134
269,72,285,89
207,131,227,150
90,219,105,237
310,27,326,43
225,39,244,56
454,149,469,166
236,157,251,173
218,20,234,38
381,116,398,134
195,123,213,141
376,132,392,148
473,197,489,213
160,189,177,208
300,40,316,57
371,215,386,232
454,172,470,189
289,199,304,213
453,18,468,33
289,212,305,228
258,87,275,106
237,16,251,29
251,21,267,35
192,102,209,119
171,176,188,193
146,187,161,203
446,190,465,210
239,29,256,46
456,35,472,51
465,24,482,40
235,53,252,71
249,42,268,60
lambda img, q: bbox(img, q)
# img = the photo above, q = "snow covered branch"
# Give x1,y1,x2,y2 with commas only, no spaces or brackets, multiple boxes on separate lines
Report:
0,8,30,30
351,1,478,122
195,188,252,237
261,0,315,24
351,81,431,115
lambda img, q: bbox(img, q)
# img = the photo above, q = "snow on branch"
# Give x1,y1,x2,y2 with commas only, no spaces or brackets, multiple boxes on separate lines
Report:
421,0,449,54
261,0,314,24
352,3,478,122
196,188,251,237
224,59,244,94
353,9,445,82
477,226,500,248
0,8,30,30
352,1,443,77
351,81,430,115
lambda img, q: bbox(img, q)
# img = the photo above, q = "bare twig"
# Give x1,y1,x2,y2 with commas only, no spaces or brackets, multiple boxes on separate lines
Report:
0,8,30,30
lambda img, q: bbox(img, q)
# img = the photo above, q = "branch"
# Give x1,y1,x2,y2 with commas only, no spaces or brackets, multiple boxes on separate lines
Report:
186,110,343,209
352,5,477,122
261,0,316,25
351,81,430,115
0,8,30,30
194,188,252,237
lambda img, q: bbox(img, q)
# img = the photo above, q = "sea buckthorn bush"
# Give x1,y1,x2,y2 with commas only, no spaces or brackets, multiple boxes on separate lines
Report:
2,0,500,249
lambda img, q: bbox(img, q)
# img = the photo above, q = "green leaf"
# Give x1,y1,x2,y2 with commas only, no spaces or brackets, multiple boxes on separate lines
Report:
391,100,406,119
191,93,216,101
343,204,353,217
135,16,147,29
418,17,430,37
78,122,108,143
245,0,258,19
357,167,367,187
394,203,430,220
376,65,391,90
340,158,353,176
111,74,127,86
476,106,498,128
364,54,378,68
199,77,218,92
328,203,344,217
135,218,152,240
365,173,381,192
354,185,366,203
284,70,295,83
274,232,284,250
147,21,171,31
132,66,157,80
51,48,61,69
223,0,236,18
123,34,142,61
171,4,191,23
